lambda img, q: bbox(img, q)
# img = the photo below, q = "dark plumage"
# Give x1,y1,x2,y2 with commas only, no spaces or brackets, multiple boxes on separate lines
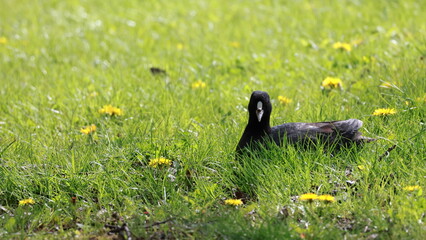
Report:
149,67,167,75
236,91,375,155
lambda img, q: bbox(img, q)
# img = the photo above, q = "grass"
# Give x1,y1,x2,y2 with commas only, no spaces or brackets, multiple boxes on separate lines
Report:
1,0,425,238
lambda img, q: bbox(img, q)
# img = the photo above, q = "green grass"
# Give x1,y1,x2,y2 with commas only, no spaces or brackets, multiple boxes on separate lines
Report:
1,0,425,238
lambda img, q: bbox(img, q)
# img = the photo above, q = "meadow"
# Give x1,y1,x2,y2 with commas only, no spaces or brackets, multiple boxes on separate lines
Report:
0,0,425,239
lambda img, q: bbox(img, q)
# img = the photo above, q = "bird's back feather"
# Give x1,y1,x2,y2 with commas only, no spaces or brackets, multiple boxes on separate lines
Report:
270,119,372,145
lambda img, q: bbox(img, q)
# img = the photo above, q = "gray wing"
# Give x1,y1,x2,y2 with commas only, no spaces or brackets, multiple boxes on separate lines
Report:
270,119,364,145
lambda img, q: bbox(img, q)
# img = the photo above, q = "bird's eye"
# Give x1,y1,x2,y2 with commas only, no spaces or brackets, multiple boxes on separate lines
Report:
257,101,263,109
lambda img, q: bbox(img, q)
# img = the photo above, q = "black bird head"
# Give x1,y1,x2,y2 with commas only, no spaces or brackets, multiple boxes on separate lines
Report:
248,91,272,126
236,91,273,155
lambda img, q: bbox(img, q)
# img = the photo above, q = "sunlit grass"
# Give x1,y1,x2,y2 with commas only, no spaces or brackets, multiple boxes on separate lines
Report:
0,0,425,238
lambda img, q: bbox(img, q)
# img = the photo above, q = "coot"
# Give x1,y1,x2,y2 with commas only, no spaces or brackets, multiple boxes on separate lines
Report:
236,91,375,155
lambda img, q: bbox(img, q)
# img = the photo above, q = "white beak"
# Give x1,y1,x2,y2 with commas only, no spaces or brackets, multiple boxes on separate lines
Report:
256,101,263,122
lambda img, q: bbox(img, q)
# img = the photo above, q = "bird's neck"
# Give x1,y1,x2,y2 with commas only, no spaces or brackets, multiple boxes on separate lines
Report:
247,117,271,135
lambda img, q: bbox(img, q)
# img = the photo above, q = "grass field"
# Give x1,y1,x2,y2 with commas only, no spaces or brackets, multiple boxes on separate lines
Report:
1,0,425,239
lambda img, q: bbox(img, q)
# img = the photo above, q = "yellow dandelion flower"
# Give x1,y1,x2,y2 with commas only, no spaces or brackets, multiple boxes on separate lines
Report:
19,198,35,206
317,194,335,203
299,193,318,201
403,185,422,191
357,165,365,170
278,96,292,105
379,82,393,88
99,105,123,116
372,108,397,116
0,37,7,44
224,199,243,206
229,41,240,48
80,124,96,135
177,43,184,50
321,77,343,90
332,42,352,52
149,157,172,168
191,80,206,89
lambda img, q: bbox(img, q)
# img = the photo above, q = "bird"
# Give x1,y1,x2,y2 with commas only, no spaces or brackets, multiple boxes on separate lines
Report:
149,67,167,75
236,91,375,156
